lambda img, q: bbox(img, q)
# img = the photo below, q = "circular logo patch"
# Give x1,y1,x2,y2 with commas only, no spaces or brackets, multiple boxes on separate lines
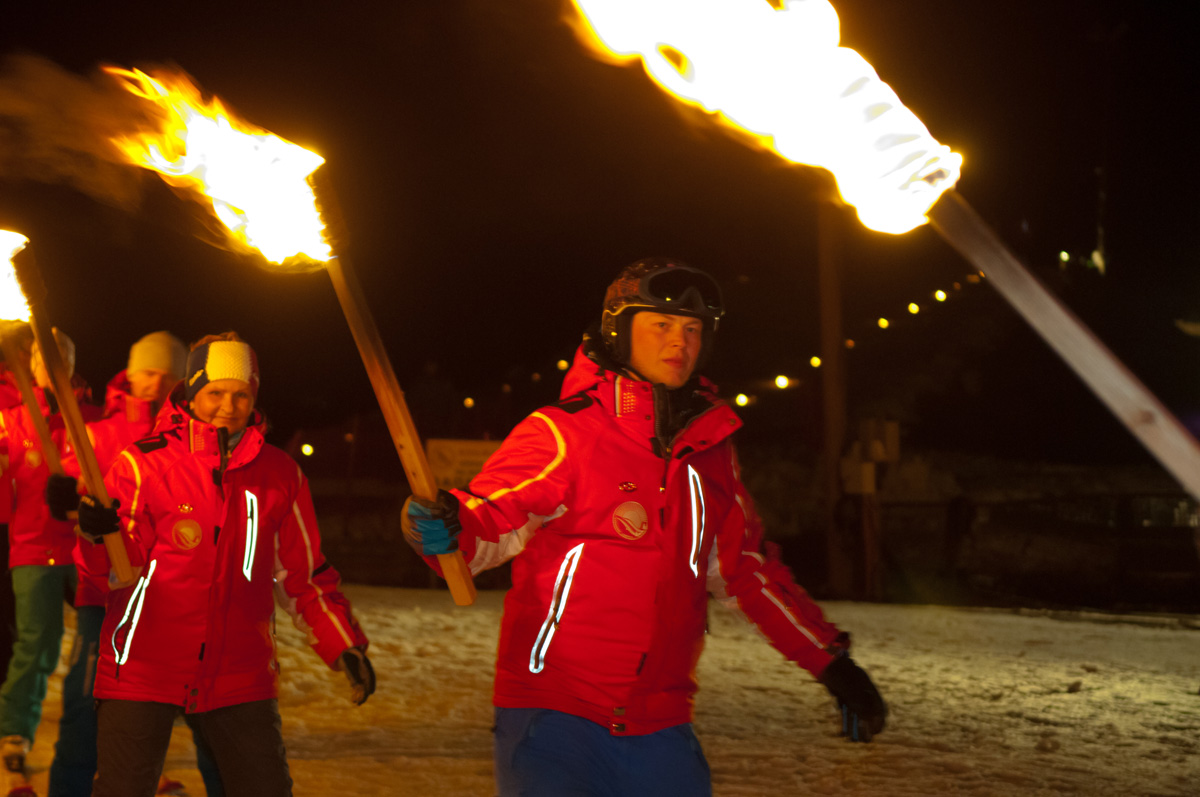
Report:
613,501,649,540
172,519,203,551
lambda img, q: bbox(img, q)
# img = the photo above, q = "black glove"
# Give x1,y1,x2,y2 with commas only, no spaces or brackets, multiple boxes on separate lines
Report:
339,646,376,706
76,495,121,545
45,474,80,521
819,655,887,742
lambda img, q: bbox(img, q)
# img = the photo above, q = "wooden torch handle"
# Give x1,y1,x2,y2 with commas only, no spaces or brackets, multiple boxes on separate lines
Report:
311,170,476,606
12,249,135,587
930,189,1200,502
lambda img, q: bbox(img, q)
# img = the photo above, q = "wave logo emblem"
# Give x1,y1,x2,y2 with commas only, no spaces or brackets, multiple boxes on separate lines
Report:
172,519,203,551
613,501,649,540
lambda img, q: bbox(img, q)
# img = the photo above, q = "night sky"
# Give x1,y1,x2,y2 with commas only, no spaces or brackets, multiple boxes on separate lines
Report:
1,1,1197,470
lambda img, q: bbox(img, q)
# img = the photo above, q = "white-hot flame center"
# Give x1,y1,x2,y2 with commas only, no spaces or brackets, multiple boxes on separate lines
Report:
1,231,32,323
570,0,962,234
106,67,331,266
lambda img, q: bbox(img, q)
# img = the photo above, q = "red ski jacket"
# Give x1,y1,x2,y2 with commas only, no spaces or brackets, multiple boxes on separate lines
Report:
62,370,157,607
440,344,842,735
78,392,368,713
0,383,101,568
0,369,22,525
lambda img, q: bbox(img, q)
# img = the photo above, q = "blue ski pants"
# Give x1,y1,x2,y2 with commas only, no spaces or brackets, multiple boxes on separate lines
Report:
493,707,712,797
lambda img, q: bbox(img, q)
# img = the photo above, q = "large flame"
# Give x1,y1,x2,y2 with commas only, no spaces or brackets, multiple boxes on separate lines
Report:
105,66,331,268
1,230,32,322
569,0,962,234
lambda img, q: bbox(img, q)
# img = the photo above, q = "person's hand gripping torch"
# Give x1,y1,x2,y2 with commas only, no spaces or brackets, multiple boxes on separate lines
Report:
2,235,135,586
101,65,476,604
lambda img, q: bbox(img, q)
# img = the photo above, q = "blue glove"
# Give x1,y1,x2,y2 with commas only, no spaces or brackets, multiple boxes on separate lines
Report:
818,655,887,742
402,490,461,556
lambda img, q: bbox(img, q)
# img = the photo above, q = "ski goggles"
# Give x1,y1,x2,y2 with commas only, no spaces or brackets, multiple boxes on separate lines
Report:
636,265,725,319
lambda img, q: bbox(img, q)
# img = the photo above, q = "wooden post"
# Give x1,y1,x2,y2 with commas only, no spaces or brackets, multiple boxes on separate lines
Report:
817,199,854,597
310,168,476,606
11,248,135,587
929,190,1200,502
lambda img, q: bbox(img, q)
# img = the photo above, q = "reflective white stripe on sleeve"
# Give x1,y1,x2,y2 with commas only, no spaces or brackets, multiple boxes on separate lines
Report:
687,465,705,578
291,499,356,649
243,490,259,581
112,559,158,665
529,543,585,674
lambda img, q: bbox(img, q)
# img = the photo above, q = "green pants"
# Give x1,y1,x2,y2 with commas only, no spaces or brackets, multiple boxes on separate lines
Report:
0,565,76,743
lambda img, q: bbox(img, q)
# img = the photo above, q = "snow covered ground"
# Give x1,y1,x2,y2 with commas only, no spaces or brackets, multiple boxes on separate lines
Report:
22,586,1200,796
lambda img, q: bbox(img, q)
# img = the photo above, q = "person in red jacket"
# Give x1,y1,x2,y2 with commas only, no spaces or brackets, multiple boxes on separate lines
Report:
0,329,101,784
0,324,33,706
405,258,887,796
76,332,374,797
44,330,204,797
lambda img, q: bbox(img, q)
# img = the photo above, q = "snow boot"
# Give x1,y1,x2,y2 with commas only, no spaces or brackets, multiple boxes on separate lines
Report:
1,735,33,797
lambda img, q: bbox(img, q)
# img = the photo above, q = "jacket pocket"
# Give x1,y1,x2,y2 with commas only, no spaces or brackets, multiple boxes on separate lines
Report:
528,543,584,674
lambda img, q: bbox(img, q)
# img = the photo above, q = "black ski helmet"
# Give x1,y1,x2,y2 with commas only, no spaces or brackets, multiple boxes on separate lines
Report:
600,257,725,368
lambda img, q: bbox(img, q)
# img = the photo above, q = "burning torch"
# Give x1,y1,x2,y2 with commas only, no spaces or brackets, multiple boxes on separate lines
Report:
101,67,476,605
567,0,1200,503
1,231,135,586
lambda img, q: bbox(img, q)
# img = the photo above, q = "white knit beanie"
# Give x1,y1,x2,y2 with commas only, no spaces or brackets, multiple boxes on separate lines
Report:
128,331,187,381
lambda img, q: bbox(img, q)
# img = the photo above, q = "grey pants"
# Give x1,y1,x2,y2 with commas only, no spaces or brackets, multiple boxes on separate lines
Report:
93,698,292,797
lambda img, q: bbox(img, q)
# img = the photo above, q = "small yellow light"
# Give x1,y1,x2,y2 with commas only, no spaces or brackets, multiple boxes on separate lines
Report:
809,356,821,368
556,359,569,371
908,303,919,314
966,274,980,284
300,444,313,457
1059,250,1070,262
775,375,789,389
934,290,947,302
877,318,889,329
735,393,749,407
844,339,855,349
463,397,475,408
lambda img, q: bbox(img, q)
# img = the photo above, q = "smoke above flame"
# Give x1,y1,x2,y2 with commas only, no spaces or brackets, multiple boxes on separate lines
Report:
0,55,155,210
0,55,328,271
567,0,963,234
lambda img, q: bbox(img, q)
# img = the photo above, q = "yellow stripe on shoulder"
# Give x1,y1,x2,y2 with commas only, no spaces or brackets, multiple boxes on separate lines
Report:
119,448,144,535
464,411,566,510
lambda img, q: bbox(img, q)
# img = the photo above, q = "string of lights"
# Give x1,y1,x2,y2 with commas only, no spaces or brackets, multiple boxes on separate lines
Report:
295,268,988,458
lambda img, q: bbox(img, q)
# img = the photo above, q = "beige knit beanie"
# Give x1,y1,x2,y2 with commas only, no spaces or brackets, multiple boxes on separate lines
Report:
128,331,187,381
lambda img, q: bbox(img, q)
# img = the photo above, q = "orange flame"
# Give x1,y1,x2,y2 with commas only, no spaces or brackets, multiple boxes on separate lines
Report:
105,66,331,269
1,230,32,322
568,0,962,234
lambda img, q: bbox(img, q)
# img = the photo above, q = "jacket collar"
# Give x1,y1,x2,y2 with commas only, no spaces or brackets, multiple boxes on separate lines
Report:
154,390,266,473
103,370,155,426
559,338,741,457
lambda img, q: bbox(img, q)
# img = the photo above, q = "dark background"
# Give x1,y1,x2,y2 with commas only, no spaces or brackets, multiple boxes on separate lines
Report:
2,0,1197,473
